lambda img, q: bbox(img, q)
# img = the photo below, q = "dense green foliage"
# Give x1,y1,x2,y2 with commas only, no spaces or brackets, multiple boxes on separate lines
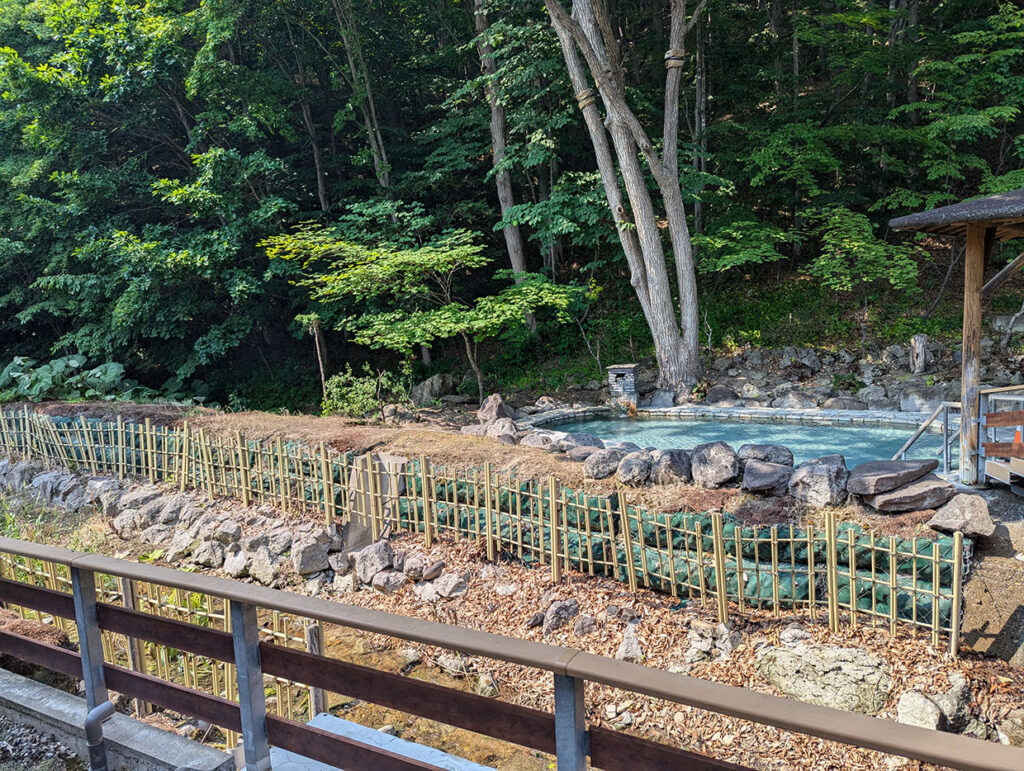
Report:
1,0,1022,408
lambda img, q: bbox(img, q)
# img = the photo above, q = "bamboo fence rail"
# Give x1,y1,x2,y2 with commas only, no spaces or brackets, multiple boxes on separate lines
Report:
0,409,969,655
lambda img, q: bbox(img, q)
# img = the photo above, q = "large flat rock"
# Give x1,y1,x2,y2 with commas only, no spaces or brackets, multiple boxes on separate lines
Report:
847,459,939,495
861,473,956,512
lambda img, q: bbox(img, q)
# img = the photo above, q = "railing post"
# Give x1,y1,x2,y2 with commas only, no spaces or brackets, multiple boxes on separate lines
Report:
230,601,271,771
71,566,108,712
942,405,950,474
553,674,587,770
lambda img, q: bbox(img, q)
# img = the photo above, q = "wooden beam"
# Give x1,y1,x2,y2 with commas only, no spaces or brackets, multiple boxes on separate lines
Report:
981,250,1024,302
961,223,986,485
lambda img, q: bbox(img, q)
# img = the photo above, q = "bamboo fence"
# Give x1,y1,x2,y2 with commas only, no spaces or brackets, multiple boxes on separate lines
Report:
0,408,969,655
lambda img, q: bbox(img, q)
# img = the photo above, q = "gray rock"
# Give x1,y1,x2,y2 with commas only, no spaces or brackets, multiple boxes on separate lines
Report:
192,540,225,569
772,391,818,409
213,520,242,544
822,396,868,410
412,581,438,604
998,709,1024,747
157,494,191,524
402,554,427,580
354,540,394,584
899,383,958,413
847,460,939,495
267,530,293,555
648,449,692,485
565,446,600,462
897,691,943,730
136,501,168,531
780,347,822,373
249,547,279,586
691,441,739,488
525,612,544,628
111,510,137,537
223,545,249,578
460,423,488,437
789,455,849,507
242,533,269,552
561,432,605,450
542,599,579,635
862,474,956,512
484,418,518,442
756,644,891,714
573,615,597,636
779,623,810,646
372,570,408,594
475,673,499,698
927,494,996,537
119,487,162,510
616,625,643,663
477,393,515,423
741,460,792,495
140,524,173,546
434,572,469,599
292,538,330,576
641,389,675,408
493,581,518,597
705,384,740,405
519,432,557,450
583,449,627,480
616,451,653,486
410,373,455,406
165,531,195,563
437,652,470,677
328,552,351,575
933,673,972,731
422,560,445,581
738,444,794,467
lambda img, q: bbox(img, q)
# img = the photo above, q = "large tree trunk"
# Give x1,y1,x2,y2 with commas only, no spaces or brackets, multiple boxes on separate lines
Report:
546,0,704,391
472,2,530,280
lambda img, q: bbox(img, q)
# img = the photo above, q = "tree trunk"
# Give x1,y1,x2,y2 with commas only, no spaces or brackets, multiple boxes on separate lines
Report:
331,0,391,190
472,2,530,280
461,332,485,404
546,0,703,390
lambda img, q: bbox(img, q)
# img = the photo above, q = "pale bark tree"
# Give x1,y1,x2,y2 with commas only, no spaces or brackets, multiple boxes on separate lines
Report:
544,0,705,390
472,0,534,328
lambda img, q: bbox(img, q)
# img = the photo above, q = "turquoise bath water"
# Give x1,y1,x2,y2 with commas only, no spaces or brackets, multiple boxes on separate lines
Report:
556,416,948,468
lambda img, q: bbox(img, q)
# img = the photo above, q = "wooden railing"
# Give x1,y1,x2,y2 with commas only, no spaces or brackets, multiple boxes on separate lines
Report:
0,537,1019,771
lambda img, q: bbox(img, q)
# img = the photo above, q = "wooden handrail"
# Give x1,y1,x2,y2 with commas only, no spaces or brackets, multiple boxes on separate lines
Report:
0,538,1021,770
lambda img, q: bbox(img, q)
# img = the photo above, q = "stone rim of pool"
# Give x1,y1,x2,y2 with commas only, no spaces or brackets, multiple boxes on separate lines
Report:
543,409,952,468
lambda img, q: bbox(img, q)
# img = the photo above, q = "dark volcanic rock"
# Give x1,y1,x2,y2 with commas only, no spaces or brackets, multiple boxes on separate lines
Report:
861,473,956,512
847,460,939,496
741,460,793,495
691,441,739,488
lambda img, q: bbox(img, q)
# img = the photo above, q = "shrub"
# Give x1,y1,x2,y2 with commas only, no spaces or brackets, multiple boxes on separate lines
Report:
322,365,409,419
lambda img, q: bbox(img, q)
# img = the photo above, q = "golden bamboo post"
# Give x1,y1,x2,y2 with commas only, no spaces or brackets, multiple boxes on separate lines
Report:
770,527,780,616
617,491,637,593
694,519,708,609
548,476,561,582
483,462,495,561
180,421,190,491
711,511,730,623
419,455,433,548
144,418,154,481
825,510,840,633
238,432,251,507
116,415,126,478
276,437,288,513
950,531,964,657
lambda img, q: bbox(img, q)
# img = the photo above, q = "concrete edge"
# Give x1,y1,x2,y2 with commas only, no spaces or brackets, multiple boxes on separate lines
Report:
0,668,234,771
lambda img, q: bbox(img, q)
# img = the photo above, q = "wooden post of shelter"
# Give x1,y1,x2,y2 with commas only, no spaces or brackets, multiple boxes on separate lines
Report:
890,189,1024,487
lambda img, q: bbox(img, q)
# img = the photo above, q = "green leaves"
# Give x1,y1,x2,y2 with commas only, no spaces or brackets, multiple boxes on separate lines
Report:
807,207,920,295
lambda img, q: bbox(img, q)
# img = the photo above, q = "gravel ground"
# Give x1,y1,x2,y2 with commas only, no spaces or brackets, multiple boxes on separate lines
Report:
0,713,83,770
